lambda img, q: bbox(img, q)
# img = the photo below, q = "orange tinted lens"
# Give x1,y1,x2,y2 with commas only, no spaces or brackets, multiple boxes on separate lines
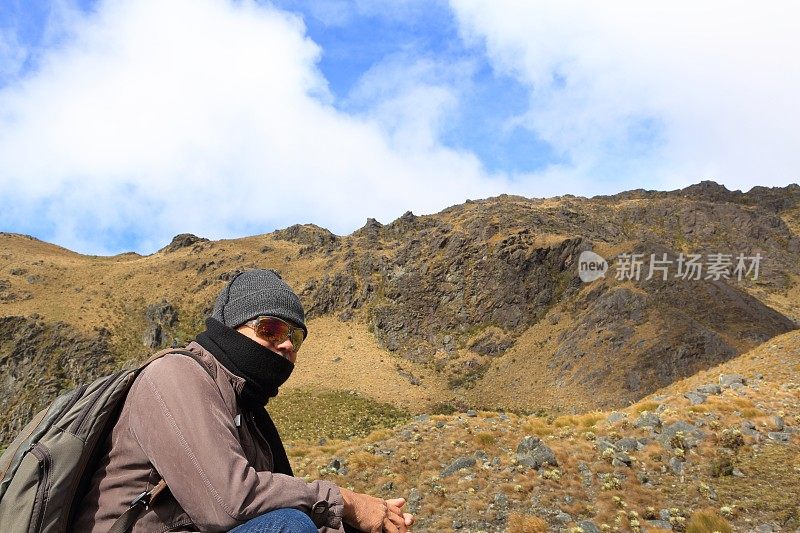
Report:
255,317,289,344
290,329,305,351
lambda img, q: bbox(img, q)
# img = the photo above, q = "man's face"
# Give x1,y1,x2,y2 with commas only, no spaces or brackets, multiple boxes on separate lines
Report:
235,323,299,364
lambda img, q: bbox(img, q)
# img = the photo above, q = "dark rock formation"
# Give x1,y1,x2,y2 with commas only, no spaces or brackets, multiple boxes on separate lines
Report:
160,233,209,253
143,301,179,348
0,316,115,447
273,224,339,255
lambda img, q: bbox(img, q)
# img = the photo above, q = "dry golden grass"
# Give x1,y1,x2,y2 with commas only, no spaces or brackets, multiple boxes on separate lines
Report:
507,513,549,533
686,509,733,533
286,316,449,413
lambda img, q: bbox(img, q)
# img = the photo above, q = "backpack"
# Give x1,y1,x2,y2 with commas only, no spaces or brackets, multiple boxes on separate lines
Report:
0,348,194,533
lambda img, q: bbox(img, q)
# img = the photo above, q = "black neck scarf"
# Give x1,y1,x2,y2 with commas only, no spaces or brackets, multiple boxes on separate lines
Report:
196,317,294,476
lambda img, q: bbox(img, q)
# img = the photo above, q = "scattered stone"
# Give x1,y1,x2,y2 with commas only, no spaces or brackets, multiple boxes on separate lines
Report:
516,436,558,469
658,421,705,449
668,457,684,476
555,511,572,523
578,520,601,533
720,373,746,387
646,519,673,530
771,416,785,431
493,492,508,511
325,458,348,476
466,410,477,417
767,432,790,443
756,524,774,533
494,492,508,520
413,414,430,423
407,488,421,514
578,461,593,487
696,383,722,395
615,437,640,452
634,411,662,429
684,391,707,405
741,420,759,436
606,411,627,424
730,382,746,392
612,452,633,468
440,456,476,477
596,437,618,454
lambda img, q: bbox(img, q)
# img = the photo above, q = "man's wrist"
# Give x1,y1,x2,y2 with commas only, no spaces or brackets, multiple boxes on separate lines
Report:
339,487,354,520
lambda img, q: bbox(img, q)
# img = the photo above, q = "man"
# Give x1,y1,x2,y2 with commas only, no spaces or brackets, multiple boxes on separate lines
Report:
75,269,414,532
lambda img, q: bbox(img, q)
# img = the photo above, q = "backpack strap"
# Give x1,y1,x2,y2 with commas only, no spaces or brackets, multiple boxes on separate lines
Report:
107,479,167,533
107,348,197,533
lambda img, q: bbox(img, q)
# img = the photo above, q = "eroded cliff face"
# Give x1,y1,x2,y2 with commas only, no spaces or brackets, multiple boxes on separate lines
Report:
0,316,115,445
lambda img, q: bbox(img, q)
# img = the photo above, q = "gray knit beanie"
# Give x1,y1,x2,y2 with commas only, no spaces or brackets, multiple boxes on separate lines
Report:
211,269,307,336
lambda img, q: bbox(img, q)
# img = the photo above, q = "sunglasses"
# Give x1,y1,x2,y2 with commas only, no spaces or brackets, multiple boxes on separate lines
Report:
246,316,306,352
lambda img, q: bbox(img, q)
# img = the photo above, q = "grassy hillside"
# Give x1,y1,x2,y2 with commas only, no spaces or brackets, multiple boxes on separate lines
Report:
285,330,800,532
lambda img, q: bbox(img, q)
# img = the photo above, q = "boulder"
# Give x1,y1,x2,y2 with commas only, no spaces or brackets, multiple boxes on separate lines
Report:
606,411,627,424
615,438,640,452
634,411,662,429
658,420,705,449
696,383,722,395
440,456,477,477
516,436,558,469
719,373,746,387
684,391,707,405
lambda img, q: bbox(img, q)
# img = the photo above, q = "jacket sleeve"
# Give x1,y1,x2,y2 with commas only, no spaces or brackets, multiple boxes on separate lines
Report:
127,354,344,531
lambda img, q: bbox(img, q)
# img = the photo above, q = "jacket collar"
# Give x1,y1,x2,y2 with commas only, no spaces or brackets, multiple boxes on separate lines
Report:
184,341,246,411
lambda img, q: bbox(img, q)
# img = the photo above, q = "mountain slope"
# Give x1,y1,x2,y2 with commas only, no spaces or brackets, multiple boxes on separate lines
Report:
0,181,798,450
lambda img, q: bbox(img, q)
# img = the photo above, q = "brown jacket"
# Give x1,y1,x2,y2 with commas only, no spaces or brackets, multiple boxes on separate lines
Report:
74,342,345,532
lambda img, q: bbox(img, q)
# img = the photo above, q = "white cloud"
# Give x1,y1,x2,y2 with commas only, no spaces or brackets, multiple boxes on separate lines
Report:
2,0,798,254
0,0,506,254
346,55,476,151
450,0,800,191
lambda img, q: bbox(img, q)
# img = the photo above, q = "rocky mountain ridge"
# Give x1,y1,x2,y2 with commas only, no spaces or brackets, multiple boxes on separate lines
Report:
0,180,798,445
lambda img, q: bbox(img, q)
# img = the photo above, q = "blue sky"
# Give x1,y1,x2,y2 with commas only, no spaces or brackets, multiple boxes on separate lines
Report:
0,0,798,254
272,0,557,174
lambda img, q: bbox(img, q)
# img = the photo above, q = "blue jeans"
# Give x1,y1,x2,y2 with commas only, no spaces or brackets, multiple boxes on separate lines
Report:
228,508,363,532
228,508,317,533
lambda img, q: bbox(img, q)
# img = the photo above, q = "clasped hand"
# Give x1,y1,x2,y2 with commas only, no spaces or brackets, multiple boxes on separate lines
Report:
340,488,414,533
